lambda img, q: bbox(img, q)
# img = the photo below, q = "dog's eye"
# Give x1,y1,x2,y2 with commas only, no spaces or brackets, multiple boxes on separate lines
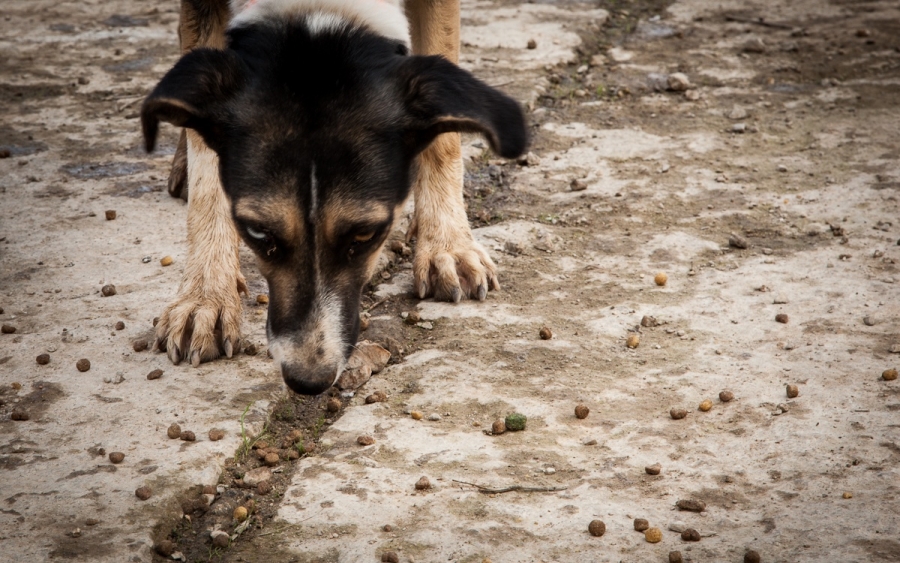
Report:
247,226,268,240
353,232,375,243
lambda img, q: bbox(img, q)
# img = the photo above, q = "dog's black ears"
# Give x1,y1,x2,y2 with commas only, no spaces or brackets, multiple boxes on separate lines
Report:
399,56,528,159
141,48,246,153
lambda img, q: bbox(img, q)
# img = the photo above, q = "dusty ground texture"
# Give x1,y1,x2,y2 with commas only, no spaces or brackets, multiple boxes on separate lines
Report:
1,0,900,562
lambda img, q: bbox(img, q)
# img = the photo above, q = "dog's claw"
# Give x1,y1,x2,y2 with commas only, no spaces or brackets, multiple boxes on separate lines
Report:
476,283,487,301
224,338,233,358
419,281,428,299
450,287,462,303
168,344,181,365
190,350,201,368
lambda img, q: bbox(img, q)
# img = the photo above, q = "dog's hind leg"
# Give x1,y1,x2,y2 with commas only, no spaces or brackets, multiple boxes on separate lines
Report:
405,0,500,302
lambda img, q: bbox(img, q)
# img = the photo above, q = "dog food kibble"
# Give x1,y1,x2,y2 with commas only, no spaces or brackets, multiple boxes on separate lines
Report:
882,368,898,381
244,343,259,356
626,334,640,348
76,358,91,372
633,518,650,532
180,430,196,442
36,353,50,365
504,413,527,431
109,452,125,464
698,399,713,412
842,491,853,499
302,441,316,454
719,390,735,402
527,38,537,49
669,551,684,563
133,339,149,352
211,532,229,549
157,256,173,267
410,411,423,420
1,324,16,334
644,527,663,543
670,408,687,420
135,486,152,501
104,210,116,221
574,404,590,419
233,506,249,522
365,391,387,404
256,294,269,305
492,420,506,435
681,528,701,541
257,480,272,495
264,452,280,466
326,397,341,413
383,524,393,532
167,423,181,439
147,369,163,380
775,313,788,323
786,384,799,398
588,520,606,537
654,272,668,286
645,463,662,475
676,499,706,512
744,550,761,563
415,476,431,490
405,310,421,325
11,409,29,421
155,540,177,557
539,326,553,340
381,552,400,563
11,382,21,390
209,429,225,441
357,435,375,446
101,284,116,297
114,321,125,330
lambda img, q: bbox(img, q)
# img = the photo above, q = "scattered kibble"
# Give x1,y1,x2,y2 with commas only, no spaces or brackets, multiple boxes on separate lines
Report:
147,369,163,380
588,519,606,537
101,284,117,297
76,358,91,372
257,480,272,495
775,313,788,324
287,429,303,443
527,38,537,49
405,310,421,325
256,294,269,305
626,334,640,348
669,551,683,563
180,431,196,442
539,326,553,340
504,413,527,431
233,506,249,522
381,552,400,563
1,324,16,334
744,550,761,563
786,384,799,398
644,527,663,543
10,409,29,421
670,408,687,420
634,518,649,532
410,411,423,420
105,210,116,221
133,340,148,352
302,441,316,454
698,399,713,412
574,404,590,419
645,463,662,476
264,452,280,466
244,343,259,356
36,353,50,365
382,524,393,532
882,369,898,381
654,272,668,286
155,540,176,557
719,390,735,402
160,256,173,267
365,391,387,404
135,486,152,501
211,532,229,549
842,491,853,499
491,420,506,435
114,321,125,330
209,429,225,441
109,452,125,464
167,423,181,439
326,397,341,413
676,499,706,512
681,528,701,541
357,435,375,446
415,476,431,490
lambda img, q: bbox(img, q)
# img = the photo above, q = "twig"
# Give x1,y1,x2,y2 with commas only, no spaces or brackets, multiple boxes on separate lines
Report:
724,15,794,30
452,479,568,494
364,297,389,313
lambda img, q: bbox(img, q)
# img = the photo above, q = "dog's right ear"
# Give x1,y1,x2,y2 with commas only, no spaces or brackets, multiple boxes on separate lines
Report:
141,48,246,153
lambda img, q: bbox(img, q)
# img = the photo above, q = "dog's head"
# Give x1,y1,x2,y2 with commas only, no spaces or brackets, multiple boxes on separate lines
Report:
142,17,527,395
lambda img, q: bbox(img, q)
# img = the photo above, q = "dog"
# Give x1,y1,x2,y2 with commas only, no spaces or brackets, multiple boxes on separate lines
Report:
141,0,528,395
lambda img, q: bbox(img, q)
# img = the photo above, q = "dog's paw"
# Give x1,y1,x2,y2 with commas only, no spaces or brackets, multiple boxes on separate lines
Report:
154,273,246,367
412,230,500,302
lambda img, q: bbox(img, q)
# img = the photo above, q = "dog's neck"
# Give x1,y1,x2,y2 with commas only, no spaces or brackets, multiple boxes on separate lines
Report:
230,0,410,46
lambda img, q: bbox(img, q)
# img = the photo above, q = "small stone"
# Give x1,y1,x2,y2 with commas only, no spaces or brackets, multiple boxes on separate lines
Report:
588,519,606,537
133,339,148,352
491,420,506,435
180,430,196,442
842,491,853,499
744,550,761,563
410,411,423,420
382,552,400,563
10,409,29,421
645,463,661,476
405,310,421,325
742,37,766,53
36,353,50,365
101,284,116,297
634,518,649,532
698,399,713,412
681,528,701,541
427,413,442,421
670,408,687,420
114,321,125,330
256,294,269,305
209,429,225,441
574,404,590,419
383,524,393,532
76,358,91,372
108,452,125,464
726,106,749,120
669,551,684,563
357,435,375,446
570,178,588,192
731,123,747,133
654,272,668,286
728,233,749,249
667,72,691,91
160,256,173,267
167,423,181,439
326,397,342,413
645,527,663,543
775,313,789,324
264,452,280,466
211,532,230,548
676,499,706,512
233,506,249,522
242,467,272,487
365,391,387,404
883,369,898,381
415,476,431,490
539,326,553,340
1,324,16,334
641,315,659,327
135,486,152,501
626,334,640,348
244,343,259,356
684,89,701,101
773,294,789,304
786,384,800,398
155,540,177,557
668,521,687,533
257,480,272,495
105,210,117,221
518,151,541,167
719,390,735,402
504,412,527,431
863,315,876,326
147,369,163,380
527,39,537,49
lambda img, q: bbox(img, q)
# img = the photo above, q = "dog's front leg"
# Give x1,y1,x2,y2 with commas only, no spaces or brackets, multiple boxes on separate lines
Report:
155,130,247,366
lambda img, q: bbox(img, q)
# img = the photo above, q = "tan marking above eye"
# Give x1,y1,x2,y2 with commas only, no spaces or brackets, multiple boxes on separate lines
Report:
353,232,375,243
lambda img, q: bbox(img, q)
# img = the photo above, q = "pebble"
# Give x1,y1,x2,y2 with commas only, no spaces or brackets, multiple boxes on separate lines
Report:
681,528,701,541
539,326,553,340
863,315,876,326
233,506,249,522
147,369,163,380
645,463,662,476
167,423,181,439
570,178,588,192
588,519,606,537
744,550,761,563
775,313,789,324
115,321,125,330
383,524,393,532
668,521,687,533
527,39,537,49
670,408,687,420
135,486,152,501
101,284,117,297
105,210,116,221
357,435,375,446
786,384,799,398
654,272,667,286
773,294,789,304
109,452,125,464
669,551,684,563
667,72,690,91
76,358,91,372
574,404,590,419
518,151,541,167
11,409,29,421
633,518,649,532
427,413,442,421
728,233,749,249
382,552,400,563
155,540,177,557
644,527,663,543
726,106,749,120
742,37,766,53
676,499,706,512
492,420,506,435
365,391,387,404
731,123,746,133
36,353,50,365
641,315,659,327
719,390,735,402
544,467,556,475
626,334,640,348
415,476,431,490
257,480,272,494
209,429,225,441
242,467,272,487
883,369,898,381
698,399,713,412
211,531,230,549
1,324,16,334
180,431,196,442
160,256,173,267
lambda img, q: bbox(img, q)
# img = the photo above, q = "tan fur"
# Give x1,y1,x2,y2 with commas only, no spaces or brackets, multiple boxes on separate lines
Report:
233,196,305,244
405,0,499,302
320,200,392,243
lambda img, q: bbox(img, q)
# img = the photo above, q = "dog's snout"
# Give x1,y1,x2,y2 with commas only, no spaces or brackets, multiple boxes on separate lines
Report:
281,362,337,396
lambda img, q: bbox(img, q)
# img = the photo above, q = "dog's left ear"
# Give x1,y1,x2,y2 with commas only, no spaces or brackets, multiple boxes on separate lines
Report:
399,56,528,159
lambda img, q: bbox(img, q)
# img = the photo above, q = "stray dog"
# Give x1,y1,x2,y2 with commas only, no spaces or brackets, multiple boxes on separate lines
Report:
142,0,528,394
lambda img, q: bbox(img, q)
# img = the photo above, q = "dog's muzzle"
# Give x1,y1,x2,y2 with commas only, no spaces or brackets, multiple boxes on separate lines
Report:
280,362,339,395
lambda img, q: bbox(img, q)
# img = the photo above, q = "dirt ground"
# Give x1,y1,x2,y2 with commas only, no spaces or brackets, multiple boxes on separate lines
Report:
1,0,899,562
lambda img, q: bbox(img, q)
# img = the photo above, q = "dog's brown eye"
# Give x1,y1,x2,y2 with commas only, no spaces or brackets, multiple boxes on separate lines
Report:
353,232,375,243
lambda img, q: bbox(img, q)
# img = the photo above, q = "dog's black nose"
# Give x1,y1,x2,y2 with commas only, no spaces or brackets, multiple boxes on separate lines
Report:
281,363,336,395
